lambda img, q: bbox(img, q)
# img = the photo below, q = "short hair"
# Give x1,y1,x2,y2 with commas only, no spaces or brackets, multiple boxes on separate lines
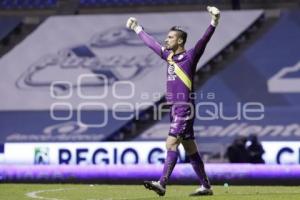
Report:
170,26,187,45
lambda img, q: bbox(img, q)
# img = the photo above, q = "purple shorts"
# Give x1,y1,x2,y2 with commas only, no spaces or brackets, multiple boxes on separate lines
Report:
168,103,195,140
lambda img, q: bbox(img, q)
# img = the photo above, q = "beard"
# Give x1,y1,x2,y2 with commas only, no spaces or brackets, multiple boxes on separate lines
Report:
164,44,171,50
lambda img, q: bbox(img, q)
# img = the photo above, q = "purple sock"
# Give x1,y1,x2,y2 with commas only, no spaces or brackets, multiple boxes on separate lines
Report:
189,152,211,189
159,150,178,187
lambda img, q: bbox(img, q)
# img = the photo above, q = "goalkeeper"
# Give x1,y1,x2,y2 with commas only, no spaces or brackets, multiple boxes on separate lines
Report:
126,6,220,196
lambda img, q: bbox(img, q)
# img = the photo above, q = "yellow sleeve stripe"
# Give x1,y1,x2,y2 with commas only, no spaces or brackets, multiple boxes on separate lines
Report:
167,52,192,91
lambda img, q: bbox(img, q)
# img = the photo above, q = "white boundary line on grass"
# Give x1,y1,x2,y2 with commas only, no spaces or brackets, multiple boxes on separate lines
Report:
26,188,73,200
26,188,154,200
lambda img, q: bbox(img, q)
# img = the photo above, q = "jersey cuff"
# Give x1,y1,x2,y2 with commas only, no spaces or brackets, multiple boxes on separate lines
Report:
211,20,218,27
134,26,143,34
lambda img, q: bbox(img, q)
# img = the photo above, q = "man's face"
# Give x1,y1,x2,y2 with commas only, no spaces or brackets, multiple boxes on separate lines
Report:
164,31,181,50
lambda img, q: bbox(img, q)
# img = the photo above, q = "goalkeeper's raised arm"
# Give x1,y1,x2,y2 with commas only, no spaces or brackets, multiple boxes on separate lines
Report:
191,6,220,62
126,17,165,58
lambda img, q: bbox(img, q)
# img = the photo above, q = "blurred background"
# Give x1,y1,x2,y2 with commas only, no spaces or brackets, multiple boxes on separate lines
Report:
0,0,300,185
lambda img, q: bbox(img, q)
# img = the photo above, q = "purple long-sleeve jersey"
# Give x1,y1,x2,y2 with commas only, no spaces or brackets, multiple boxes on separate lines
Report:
138,25,215,104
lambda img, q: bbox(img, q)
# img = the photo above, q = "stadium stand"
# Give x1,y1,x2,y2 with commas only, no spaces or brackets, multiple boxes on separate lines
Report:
0,10,263,143
79,0,199,7
0,0,57,9
0,0,297,13
0,17,22,43
0,111,135,142
78,0,299,8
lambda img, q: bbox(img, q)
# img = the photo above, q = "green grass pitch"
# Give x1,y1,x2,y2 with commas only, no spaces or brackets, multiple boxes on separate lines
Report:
0,184,299,200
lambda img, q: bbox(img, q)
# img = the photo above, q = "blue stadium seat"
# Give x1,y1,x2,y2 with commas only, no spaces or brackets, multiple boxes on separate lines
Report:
0,17,22,42
78,0,200,7
0,0,57,9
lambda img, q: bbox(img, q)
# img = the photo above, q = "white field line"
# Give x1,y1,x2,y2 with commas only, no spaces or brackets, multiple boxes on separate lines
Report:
26,188,73,200
26,188,153,200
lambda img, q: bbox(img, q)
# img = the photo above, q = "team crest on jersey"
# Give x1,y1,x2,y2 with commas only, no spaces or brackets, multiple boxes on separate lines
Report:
178,54,184,60
168,64,176,81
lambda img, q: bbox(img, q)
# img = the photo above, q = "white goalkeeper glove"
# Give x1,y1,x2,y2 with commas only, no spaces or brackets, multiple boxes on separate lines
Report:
126,17,143,33
207,6,220,27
